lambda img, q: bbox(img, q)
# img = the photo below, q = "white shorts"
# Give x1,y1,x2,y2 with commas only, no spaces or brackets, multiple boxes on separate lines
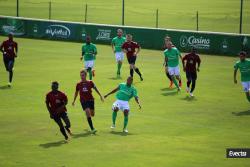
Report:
84,60,94,69
115,52,124,62
168,66,180,76
112,100,130,112
241,81,250,92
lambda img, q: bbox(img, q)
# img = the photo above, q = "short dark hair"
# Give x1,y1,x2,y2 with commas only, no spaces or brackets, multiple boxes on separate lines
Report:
80,69,87,75
239,51,247,56
52,81,59,86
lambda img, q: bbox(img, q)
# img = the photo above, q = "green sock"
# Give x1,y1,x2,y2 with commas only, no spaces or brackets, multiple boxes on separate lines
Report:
247,95,250,102
123,115,128,129
117,63,122,75
172,77,179,88
112,112,117,125
88,69,92,80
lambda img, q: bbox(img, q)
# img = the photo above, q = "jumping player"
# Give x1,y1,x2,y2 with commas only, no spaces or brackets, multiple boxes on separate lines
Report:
182,47,201,97
81,36,97,80
163,42,182,91
0,33,18,86
234,51,250,102
45,81,72,141
72,70,104,134
122,34,143,81
111,29,126,77
104,76,141,133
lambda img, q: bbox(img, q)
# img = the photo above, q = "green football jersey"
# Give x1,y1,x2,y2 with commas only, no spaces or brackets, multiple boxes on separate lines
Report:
164,47,181,67
82,43,97,61
234,59,250,82
111,36,126,52
116,83,138,101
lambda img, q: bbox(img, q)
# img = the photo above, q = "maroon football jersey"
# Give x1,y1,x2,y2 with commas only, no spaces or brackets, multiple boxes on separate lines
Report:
76,80,95,102
46,91,68,113
0,40,18,59
182,53,201,72
122,41,140,58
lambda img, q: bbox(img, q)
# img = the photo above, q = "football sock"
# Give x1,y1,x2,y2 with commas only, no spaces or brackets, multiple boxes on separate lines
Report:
135,68,142,77
179,79,182,85
87,117,94,130
123,115,128,129
172,77,179,88
191,80,196,93
60,127,68,140
187,80,191,88
117,63,122,75
87,68,92,80
247,94,250,102
9,71,13,83
166,72,172,81
112,111,117,125
130,69,134,77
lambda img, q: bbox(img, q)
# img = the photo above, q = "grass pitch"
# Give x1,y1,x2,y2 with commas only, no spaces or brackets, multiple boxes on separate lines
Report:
0,36,250,166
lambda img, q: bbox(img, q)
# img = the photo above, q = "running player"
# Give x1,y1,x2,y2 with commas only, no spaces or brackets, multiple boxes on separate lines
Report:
111,29,126,77
81,36,97,80
104,76,141,133
163,36,182,88
182,47,201,97
163,42,182,91
72,70,104,134
234,51,250,102
0,33,18,87
45,81,72,141
122,34,143,81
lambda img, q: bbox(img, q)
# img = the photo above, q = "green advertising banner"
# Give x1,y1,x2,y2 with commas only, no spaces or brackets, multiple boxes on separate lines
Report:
0,16,249,56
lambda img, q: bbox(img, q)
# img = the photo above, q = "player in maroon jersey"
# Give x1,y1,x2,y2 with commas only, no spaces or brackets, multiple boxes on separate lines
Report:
72,70,104,134
45,81,72,141
182,47,201,97
122,34,143,81
0,33,18,87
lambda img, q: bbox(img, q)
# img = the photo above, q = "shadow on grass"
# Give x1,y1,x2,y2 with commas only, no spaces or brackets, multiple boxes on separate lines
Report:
160,87,176,91
71,131,93,139
161,91,178,96
0,85,11,90
180,96,197,101
39,140,67,148
110,131,134,136
108,77,122,80
232,110,250,116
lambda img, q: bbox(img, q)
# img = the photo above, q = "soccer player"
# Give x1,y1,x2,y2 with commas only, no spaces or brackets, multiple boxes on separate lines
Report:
182,47,201,97
163,36,182,88
81,36,97,80
104,76,141,133
163,42,182,91
72,70,104,134
122,34,143,81
234,51,250,102
0,33,18,87
111,29,126,77
45,81,72,141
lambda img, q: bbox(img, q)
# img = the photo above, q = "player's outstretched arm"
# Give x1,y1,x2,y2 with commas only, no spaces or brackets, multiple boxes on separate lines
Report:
135,97,142,110
0,42,4,53
104,87,119,99
15,43,18,57
72,90,79,106
197,56,201,72
135,46,141,56
45,100,53,118
182,56,186,71
234,68,238,84
111,43,115,53
93,85,104,102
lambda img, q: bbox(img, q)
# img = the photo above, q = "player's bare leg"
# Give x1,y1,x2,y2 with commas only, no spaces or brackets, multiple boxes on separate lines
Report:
165,68,173,88
62,114,72,136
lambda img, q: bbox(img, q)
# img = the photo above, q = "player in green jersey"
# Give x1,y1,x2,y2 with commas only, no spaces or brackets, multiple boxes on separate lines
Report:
163,42,182,91
234,51,250,102
104,76,142,133
81,36,97,80
111,29,126,77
